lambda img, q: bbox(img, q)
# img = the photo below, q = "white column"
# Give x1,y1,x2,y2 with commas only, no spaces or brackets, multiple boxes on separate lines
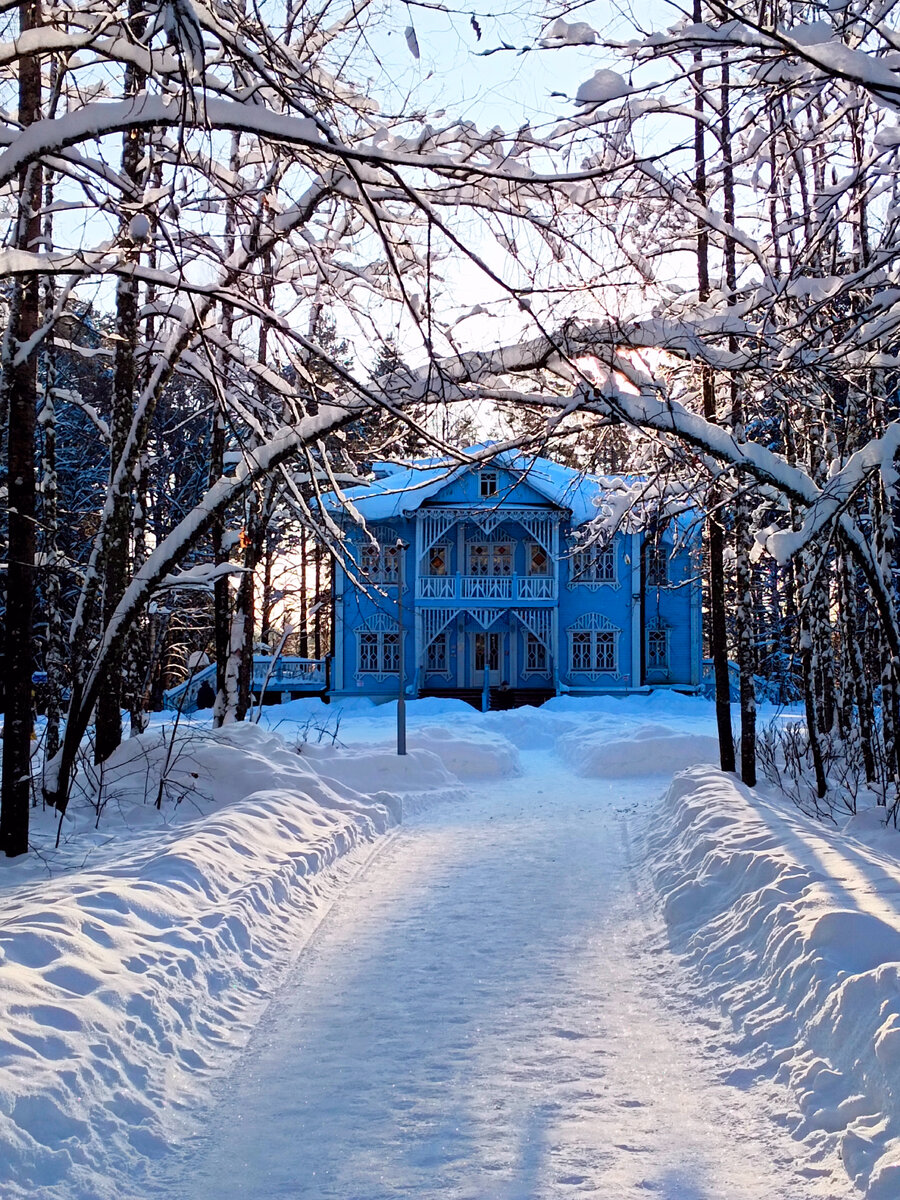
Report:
413,514,423,692
631,531,642,688
690,572,702,685
552,518,561,692
333,562,345,692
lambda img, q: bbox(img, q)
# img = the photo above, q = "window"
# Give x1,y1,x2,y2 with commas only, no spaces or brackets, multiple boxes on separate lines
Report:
361,542,399,582
571,630,617,673
646,543,669,587
647,628,669,671
468,542,514,576
426,545,449,576
525,633,548,673
358,630,399,673
528,543,550,575
571,544,616,585
426,633,449,672
479,470,498,497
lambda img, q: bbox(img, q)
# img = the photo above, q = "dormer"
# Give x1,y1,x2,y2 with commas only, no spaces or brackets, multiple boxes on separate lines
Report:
479,469,499,498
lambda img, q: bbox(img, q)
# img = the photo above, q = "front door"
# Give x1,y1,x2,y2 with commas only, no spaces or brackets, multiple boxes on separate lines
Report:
471,632,503,686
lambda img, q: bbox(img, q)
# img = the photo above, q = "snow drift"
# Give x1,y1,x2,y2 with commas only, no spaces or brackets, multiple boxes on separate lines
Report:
0,722,461,1200
649,767,900,1199
558,722,721,777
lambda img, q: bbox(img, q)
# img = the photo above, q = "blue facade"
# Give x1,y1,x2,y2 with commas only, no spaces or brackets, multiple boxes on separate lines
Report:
325,452,702,702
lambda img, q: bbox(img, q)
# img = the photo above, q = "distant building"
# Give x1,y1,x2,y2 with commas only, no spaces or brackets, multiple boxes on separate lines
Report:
324,449,702,706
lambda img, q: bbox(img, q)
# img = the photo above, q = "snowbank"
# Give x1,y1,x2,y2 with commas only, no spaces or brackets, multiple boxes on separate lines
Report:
649,767,900,1199
558,722,721,777
296,741,458,808
411,725,521,779
0,722,461,1200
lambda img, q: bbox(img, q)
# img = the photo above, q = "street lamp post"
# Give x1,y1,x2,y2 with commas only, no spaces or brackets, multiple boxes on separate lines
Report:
396,538,408,756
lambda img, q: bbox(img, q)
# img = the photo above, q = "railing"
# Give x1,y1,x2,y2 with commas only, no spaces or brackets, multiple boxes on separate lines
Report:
418,575,455,599
462,575,513,600
162,663,217,712
163,656,327,712
254,658,327,687
517,576,555,600
416,574,557,602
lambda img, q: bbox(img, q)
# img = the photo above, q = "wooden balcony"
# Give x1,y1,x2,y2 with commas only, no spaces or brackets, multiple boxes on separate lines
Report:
416,574,556,603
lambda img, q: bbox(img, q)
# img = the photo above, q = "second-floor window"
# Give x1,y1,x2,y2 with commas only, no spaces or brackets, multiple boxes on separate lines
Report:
571,544,616,585
361,542,399,582
468,542,513,576
528,543,551,575
426,545,449,576
645,543,669,587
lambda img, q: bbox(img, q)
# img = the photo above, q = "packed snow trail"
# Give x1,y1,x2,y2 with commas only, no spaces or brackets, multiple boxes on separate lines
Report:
159,752,848,1199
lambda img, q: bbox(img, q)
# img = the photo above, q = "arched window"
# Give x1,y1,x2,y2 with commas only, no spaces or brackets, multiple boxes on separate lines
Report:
567,613,621,677
355,614,402,678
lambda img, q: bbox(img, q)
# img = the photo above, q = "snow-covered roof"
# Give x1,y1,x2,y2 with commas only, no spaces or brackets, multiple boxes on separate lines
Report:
321,446,618,528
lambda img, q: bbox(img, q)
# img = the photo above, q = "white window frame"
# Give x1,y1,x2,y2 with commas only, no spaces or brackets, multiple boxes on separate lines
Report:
479,469,498,497
571,630,616,673
360,541,399,583
527,542,551,576
524,632,549,675
569,543,617,588
426,631,450,674
647,626,670,671
566,614,622,679
358,630,399,674
467,541,514,577
645,542,670,588
423,543,450,576
355,614,402,680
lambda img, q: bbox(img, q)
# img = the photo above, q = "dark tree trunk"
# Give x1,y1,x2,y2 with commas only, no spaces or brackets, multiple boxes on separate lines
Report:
313,539,323,659
693,6,734,773
0,0,42,856
94,1,146,762
721,53,755,785
40,168,65,768
299,529,310,658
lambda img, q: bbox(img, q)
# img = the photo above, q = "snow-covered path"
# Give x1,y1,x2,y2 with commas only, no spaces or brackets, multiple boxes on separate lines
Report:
159,752,848,1199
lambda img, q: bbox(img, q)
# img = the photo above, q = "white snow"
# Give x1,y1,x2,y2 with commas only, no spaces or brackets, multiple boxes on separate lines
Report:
649,765,900,1199
574,69,632,106
127,212,151,243
558,721,721,777
541,18,598,47
321,444,624,530
2,695,899,1198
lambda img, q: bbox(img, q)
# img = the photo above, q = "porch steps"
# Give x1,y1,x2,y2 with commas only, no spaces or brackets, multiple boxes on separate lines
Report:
420,687,553,712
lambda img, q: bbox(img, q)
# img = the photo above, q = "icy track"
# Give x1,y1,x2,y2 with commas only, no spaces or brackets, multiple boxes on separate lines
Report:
157,752,849,1200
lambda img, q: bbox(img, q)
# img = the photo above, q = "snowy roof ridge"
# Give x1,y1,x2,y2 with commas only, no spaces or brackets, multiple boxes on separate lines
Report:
322,444,625,527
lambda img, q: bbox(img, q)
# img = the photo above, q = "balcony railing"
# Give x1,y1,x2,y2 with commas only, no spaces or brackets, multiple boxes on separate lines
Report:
416,574,557,602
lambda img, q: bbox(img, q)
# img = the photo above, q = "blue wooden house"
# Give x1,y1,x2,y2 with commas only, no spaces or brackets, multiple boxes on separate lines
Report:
324,449,702,706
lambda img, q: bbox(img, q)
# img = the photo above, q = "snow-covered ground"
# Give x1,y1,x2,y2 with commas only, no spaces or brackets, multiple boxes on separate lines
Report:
1,694,898,1198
